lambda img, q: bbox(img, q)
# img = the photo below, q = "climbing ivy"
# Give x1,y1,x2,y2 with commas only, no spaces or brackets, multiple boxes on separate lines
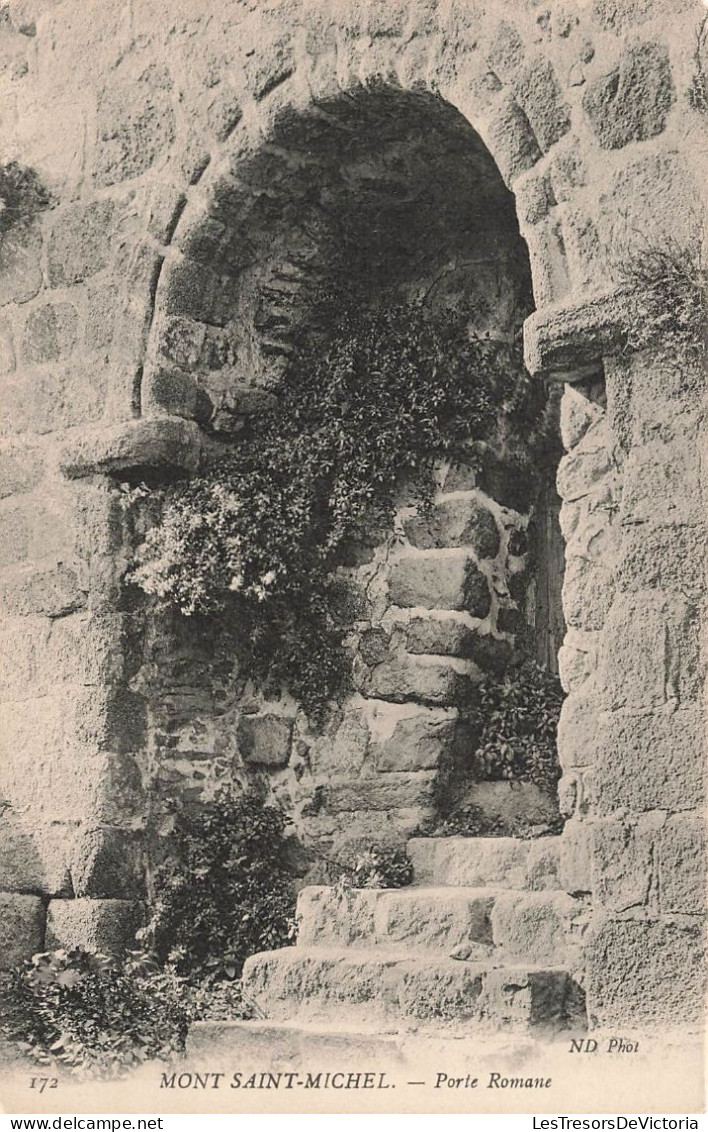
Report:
130,304,539,720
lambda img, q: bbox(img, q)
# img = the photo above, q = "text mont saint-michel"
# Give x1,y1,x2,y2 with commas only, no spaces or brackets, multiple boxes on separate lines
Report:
160,1070,552,1091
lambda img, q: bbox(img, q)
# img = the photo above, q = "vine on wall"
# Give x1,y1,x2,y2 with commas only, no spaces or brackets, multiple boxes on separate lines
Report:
131,304,540,720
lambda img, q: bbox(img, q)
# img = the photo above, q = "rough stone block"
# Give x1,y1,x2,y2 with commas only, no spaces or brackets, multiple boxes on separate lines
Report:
587,918,705,1028
0,442,45,498
0,502,30,568
487,97,542,184
556,431,615,504
560,820,592,895
616,524,704,600
361,655,470,706
324,773,436,813
370,704,459,772
658,815,706,916
403,616,477,658
560,385,605,451
591,815,663,915
0,820,73,896
46,898,144,954
490,891,587,965
0,894,45,968
388,552,491,617
407,836,558,890
237,713,293,768
557,688,600,770
0,561,86,618
562,556,615,631
557,629,600,693
47,200,116,286
95,67,175,187
599,593,701,713
582,41,675,150
459,781,560,829
0,316,16,374
0,222,43,307
621,443,700,527
477,967,581,1033
403,499,500,558
22,302,79,365
516,57,571,152
70,828,145,899
59,418,203,480
593,707,705,815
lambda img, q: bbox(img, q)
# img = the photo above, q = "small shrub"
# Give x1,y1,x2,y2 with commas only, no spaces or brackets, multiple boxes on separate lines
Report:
143,789,297,980
326,845,413,890
469,658,564,796
0,950,189,1078
614,236,707,358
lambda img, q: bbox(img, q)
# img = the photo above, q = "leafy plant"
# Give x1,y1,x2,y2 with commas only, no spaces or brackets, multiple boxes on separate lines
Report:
327,845,414,890
0,949,189,1078
142,789,297,980
469,658,564,796
130,303,538,720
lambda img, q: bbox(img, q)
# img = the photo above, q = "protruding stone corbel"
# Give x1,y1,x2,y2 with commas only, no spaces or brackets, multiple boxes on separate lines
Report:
524,287,635,381
58,417,207,480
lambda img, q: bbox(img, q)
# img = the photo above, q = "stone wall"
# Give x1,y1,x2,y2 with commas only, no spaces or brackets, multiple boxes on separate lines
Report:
0,0,705,1031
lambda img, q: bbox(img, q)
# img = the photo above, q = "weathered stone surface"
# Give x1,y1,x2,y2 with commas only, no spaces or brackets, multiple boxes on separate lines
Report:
591,814,663,914
560,385,605,451
620,443,700,527
407,837,562,891
0,442,45,498
22,302,78,365
616,524,704,600
562,556,615,631
593,707,705,816
0,222,43,307
297,886,494,953
560,820,592,895
95,65,175,187
487,97,542,184
557,629,600,693
361,655,470,706
557,688,600,770
403,616,476,658
370,704,458,772
516,57,571,152
582,41,675,149
490,891,587,965
0,820,73,896
556,425,615,503
70,827,145,899
0,561,87,617
388,552,491,616
459,781,560,828
587,919,705,1028
324,773,436,813
0,894,45,968
599,593,701,713
46,898,144,954
0,317,16,373
403,499,500,558
243,948,575,1032
658,814,706,916
2,365,108,436
47,200,116,286
237,713,293,768
0,502,30,568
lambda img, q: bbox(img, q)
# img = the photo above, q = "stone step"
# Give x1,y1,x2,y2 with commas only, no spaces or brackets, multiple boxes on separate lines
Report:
295,886,587,966
407,836,562,890
241,947,585,1035
186,1018,557,1072
296,885,494,956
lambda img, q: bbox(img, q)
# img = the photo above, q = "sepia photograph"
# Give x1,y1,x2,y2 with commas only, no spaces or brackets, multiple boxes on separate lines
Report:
0,0,705,1118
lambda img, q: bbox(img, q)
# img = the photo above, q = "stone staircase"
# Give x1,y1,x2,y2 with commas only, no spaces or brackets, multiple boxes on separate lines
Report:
187,836,588,1068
